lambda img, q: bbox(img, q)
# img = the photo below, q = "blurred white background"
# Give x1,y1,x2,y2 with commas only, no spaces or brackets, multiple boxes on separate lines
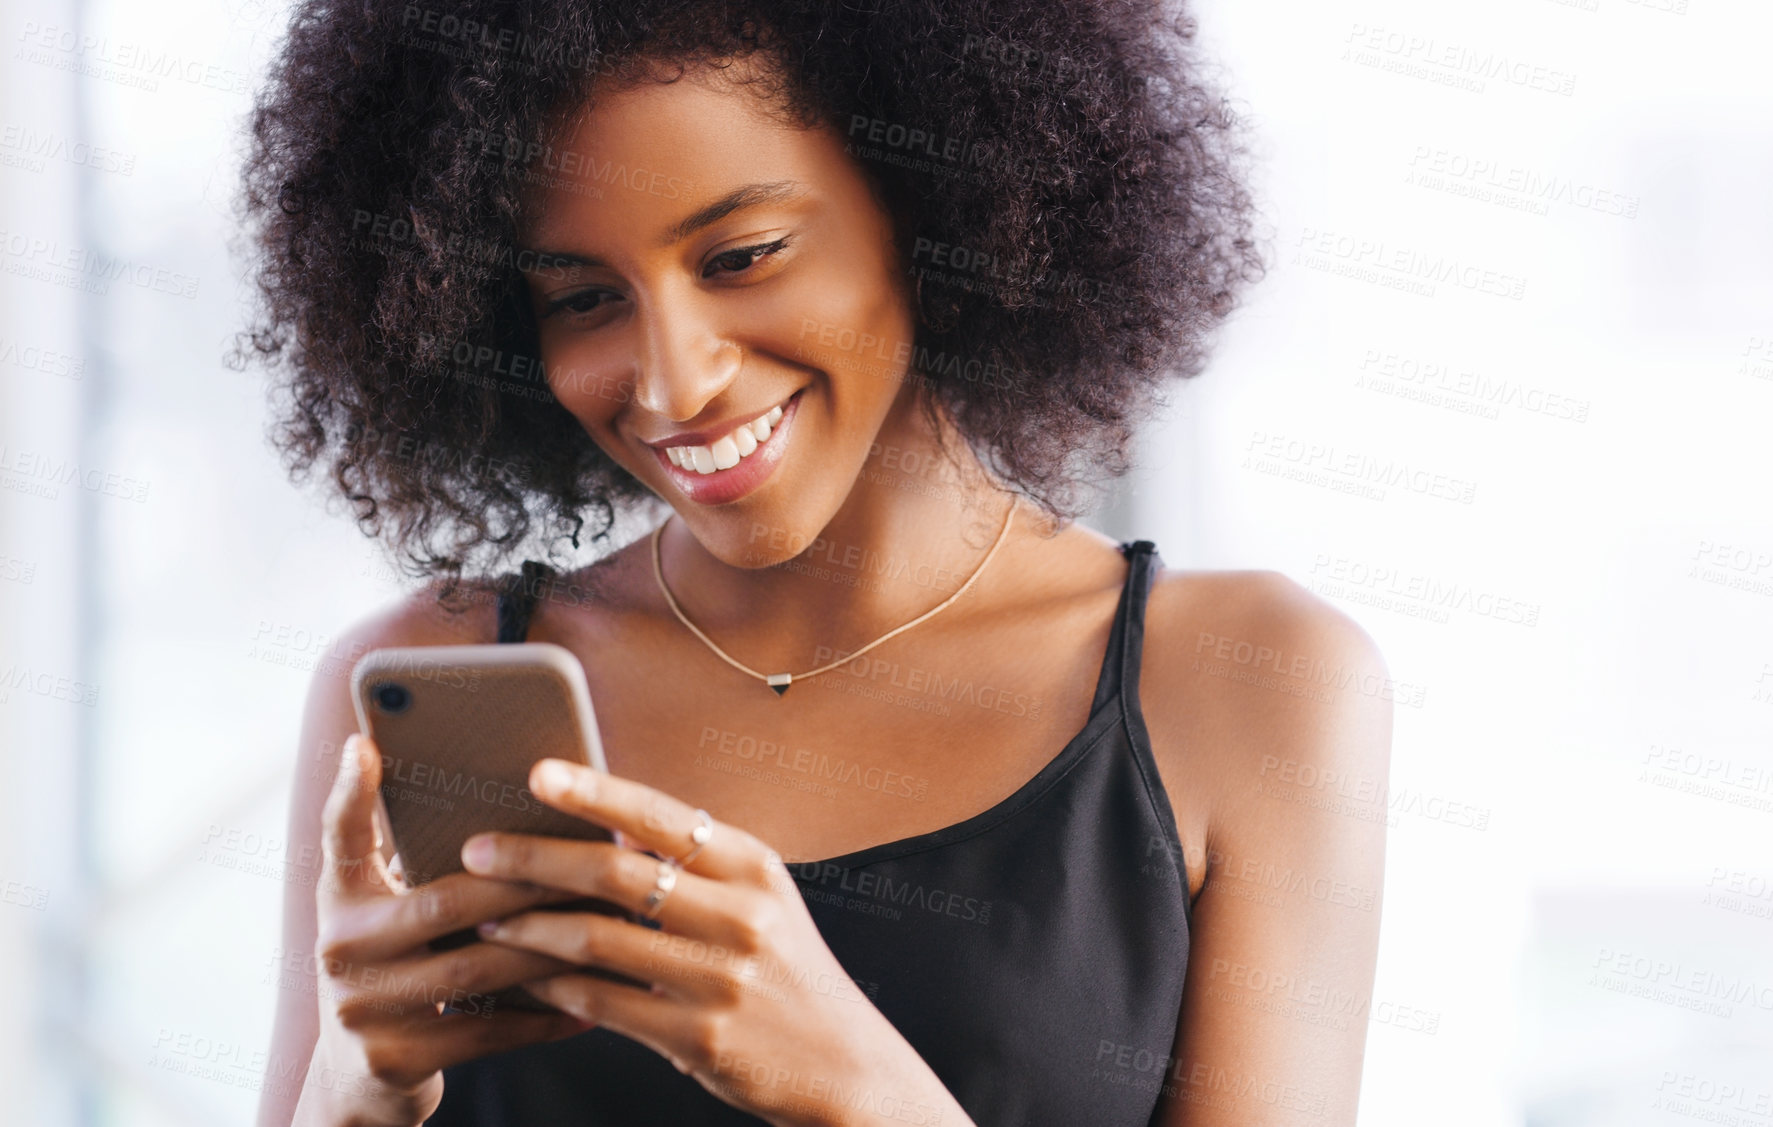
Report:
1,0,1769,1123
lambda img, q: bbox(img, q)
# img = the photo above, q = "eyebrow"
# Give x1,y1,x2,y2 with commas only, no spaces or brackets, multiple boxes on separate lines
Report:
519,181,806,271
661,181,804,246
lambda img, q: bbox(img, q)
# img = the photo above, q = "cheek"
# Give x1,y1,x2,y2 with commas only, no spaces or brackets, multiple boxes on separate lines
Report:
543,339,632,430
765,258,912,401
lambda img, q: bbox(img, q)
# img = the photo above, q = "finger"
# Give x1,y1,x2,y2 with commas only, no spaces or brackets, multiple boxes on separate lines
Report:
347,873,580,961
372,791,395,861
429,1008,593,1070
321,734,395,899
479,909,744,997
379,1007,591,1084
526,759,772,883
357,941,580,1013
521,973,703,1072
462,836,741,941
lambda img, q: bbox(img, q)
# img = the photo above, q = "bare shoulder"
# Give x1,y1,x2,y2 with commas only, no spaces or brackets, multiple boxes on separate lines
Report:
1142,566,1393,773
291,579,503,833
1138,570,1394,1124
306,580,503,717
1151,566,1388,679
284,578,506,903
1137,568,1395,883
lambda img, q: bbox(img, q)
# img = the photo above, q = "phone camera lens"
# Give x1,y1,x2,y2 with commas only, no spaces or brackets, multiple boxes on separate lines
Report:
372,682,412,714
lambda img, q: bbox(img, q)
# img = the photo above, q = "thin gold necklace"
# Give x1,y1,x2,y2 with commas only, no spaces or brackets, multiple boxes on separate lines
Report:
651,498,1018,696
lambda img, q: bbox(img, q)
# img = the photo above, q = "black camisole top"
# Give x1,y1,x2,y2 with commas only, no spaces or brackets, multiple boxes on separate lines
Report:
426,539,1192,1126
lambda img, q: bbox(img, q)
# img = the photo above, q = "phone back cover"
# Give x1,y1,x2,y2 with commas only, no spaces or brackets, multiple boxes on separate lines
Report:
353,645,611,888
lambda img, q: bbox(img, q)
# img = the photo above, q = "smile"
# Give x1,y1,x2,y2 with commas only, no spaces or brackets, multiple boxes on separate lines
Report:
651,390,802,506
663,404,783,474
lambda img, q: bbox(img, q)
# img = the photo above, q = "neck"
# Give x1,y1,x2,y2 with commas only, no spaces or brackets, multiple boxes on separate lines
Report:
653,390,1042,677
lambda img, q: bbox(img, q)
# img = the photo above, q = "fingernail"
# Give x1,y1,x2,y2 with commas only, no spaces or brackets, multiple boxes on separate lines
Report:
348,734,376,775
477,919,502,938
534,759,573,794
462,835,495,870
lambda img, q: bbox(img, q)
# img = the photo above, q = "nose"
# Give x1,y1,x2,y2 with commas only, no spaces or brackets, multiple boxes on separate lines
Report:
630,288,742,422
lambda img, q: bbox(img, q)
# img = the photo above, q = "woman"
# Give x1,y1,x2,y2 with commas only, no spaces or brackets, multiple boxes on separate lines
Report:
243,2,1392,1125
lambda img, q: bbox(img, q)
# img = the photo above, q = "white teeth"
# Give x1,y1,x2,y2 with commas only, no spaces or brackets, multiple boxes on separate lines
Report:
665,399,790,475
710,435,740,470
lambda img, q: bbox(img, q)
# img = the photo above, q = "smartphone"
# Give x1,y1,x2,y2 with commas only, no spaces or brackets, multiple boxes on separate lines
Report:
349,642,633,1013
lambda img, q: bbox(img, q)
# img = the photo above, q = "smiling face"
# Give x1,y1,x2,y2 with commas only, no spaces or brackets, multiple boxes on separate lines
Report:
517,59,920,567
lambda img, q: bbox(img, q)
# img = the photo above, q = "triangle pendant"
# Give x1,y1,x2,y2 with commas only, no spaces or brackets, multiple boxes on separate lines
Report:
766,673,792,696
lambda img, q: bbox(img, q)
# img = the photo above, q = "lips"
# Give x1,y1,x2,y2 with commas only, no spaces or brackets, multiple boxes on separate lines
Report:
651,390,802,506
661,403,783,475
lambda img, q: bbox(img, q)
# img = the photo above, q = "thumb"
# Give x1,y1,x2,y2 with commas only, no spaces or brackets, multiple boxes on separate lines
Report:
320,733,391,896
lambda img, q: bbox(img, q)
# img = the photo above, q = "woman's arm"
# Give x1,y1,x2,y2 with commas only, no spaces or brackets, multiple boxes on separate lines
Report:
255,590,581,1127
1144,573,1394,1126
255,603,399,1127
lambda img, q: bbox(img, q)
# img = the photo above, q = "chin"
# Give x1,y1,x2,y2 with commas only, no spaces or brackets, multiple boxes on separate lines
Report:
684,496,840,571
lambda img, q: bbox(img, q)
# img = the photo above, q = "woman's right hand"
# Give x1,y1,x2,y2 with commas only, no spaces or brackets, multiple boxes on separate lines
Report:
293,734,591,1127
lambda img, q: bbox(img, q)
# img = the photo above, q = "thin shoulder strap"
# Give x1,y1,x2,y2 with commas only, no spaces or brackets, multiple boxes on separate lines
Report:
1088,540,1162,714
495,560,556,643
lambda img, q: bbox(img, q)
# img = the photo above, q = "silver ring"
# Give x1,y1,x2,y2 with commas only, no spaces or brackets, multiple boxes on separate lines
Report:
642,857,679,920
677,808,714,867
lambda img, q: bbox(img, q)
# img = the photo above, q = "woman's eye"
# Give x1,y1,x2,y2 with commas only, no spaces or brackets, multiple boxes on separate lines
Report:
543,289,617,318
703,237,789,279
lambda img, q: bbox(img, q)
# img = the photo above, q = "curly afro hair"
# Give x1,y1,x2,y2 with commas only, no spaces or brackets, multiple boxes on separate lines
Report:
237,0,1265,594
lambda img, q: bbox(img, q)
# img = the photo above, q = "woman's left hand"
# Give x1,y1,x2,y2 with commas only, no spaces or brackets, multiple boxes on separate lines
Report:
461,758,974,1127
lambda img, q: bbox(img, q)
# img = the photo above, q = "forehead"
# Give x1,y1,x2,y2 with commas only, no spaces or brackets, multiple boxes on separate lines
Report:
519,61,833,246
